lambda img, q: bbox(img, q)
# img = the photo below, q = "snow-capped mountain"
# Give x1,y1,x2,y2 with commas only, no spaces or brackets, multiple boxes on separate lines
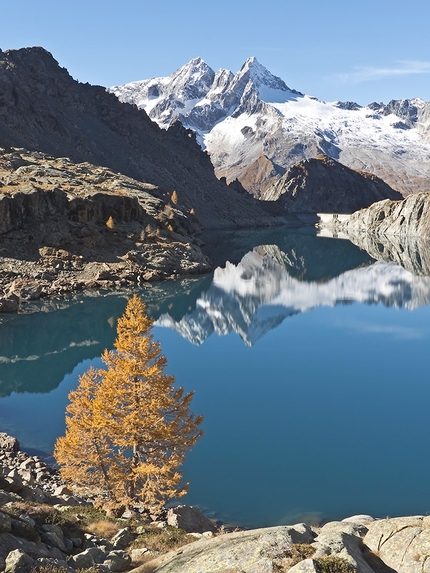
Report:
155,245,430,346
110,57,430,197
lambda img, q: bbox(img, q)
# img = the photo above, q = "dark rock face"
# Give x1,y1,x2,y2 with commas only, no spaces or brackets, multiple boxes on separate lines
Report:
261,155,402,213
0,47,278,229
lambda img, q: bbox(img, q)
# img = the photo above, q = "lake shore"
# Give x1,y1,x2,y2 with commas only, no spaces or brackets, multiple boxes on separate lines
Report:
1,432,429,573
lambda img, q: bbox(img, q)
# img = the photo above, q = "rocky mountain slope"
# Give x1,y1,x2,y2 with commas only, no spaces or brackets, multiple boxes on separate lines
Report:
0,148,212,311
110,57,430,197
0,47,282,230
262,154,403,213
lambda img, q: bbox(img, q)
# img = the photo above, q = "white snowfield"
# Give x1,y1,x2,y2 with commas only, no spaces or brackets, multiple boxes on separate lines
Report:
109,57,430,196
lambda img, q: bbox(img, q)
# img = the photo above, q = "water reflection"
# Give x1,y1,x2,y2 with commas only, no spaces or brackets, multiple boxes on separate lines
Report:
156,244,430,346
340,231,430,277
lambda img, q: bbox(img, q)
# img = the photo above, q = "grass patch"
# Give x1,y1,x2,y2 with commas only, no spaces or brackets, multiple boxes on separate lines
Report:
314,556,356,573
132,525,194,553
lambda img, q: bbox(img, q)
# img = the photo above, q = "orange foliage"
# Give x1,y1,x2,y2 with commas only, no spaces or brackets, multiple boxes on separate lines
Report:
54,295,203,513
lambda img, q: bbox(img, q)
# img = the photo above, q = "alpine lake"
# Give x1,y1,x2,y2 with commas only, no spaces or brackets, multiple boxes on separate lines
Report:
1,226,430,529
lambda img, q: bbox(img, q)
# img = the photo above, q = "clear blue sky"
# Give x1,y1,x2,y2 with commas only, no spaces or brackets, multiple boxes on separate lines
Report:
2,0,430,105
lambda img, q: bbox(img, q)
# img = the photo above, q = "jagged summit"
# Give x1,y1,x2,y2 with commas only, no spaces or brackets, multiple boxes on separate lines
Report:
110,57,430,198
237,56,292,93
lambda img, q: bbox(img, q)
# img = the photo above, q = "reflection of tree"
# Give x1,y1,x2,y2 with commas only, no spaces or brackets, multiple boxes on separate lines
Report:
0,276,209,397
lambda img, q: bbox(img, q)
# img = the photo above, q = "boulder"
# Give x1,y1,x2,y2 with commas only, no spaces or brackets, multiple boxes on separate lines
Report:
0,435,20,453
5,550,34,573
0,512,12,533
111,527,135,550
364,516,430,573
288,558,319,573
0,491,23,506
0,298,19,313
103,551,132,572
312,521,374,573
134,524,314,573
68,547,106,569
166,505,216,533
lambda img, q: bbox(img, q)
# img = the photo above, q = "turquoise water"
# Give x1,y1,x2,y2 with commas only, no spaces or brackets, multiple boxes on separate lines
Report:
1,230,430,527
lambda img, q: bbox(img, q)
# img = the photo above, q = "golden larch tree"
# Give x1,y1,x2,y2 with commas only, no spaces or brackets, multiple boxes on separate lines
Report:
54,295,203,513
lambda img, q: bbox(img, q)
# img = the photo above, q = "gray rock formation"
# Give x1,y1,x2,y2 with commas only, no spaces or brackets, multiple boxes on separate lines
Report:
364,516,430,573
341,192,430,238
166,505,216,533
261,155,402,213
131,524,315,573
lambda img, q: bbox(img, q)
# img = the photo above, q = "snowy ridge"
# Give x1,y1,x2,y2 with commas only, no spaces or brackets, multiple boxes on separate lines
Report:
110,58,430,196
155,246,430,346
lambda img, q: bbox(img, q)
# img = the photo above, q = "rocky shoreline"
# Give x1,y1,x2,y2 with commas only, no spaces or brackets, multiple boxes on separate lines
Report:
0,149,214,313
1,432,429,573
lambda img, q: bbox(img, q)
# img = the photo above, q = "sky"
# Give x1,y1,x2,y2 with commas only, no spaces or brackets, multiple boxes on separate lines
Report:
1,0,430,105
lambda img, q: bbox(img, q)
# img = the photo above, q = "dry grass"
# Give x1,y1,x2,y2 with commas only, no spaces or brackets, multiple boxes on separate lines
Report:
83,519,122,539
132,524,194,553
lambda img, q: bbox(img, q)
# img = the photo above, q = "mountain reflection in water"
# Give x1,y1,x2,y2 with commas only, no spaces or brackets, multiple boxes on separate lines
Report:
156,243,430,346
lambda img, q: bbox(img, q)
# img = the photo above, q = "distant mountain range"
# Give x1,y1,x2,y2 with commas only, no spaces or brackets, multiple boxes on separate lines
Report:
110,57,430,197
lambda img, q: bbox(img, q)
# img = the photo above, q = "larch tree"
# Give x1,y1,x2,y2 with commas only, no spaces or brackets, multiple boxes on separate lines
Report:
54,295,203,513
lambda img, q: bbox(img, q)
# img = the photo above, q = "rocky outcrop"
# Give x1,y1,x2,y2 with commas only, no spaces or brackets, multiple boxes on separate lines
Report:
0,149,214,309
0,47,286,230
340,192,430,238
132,523,316,573
261,155,402,213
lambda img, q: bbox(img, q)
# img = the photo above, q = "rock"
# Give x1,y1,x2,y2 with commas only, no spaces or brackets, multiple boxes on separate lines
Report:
0,298,19,313
0,491,23,506
312,521,374,573
111,527,135,550
4,550,34,573
68,547,106,569
2,477,22,494
103,550,132,572
10,519,38,542
135,526,147,535
137,525,314,573
8,280,42,302
41,531,66,553
0,512,12,533
288,558,319,573
364,516,430,573
166,505,216,533
131,548,148,561
0,435,20,453
341,515,375,525
53,485,73,497
340,192,430,239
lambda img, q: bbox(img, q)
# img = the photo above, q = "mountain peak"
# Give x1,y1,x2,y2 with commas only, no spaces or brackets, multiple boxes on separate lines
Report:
236,56,291,95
